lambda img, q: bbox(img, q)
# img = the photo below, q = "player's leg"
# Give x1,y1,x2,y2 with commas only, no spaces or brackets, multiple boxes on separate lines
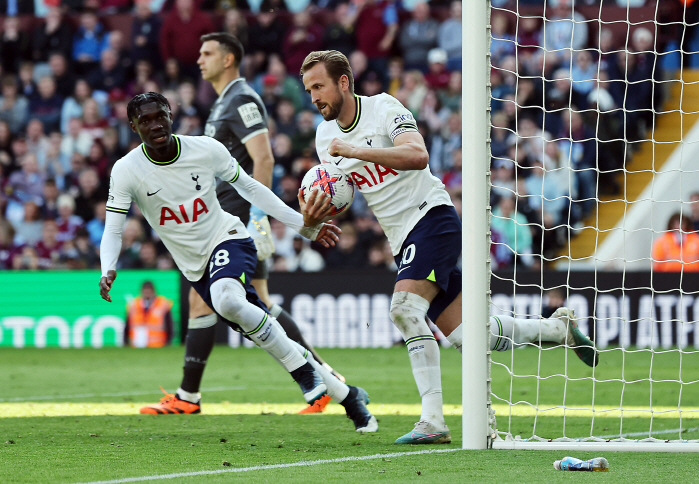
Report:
210,277,326,403
139,288,215,415
252,275,344,381
390,206,461,444
204,238,327,404
253,259,346,414
391,278,451,444
437,303,598,367
278,330,378,433
433,293,462,352
429,266,598,366
251,281,336,413
427,267,462,352
489,309,599,367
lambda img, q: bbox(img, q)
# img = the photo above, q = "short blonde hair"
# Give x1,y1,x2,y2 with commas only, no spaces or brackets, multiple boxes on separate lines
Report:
300,50,354,94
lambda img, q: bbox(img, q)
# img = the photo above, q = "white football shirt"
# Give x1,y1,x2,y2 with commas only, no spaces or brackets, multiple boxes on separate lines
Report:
106,135,249,281
315,93,452,255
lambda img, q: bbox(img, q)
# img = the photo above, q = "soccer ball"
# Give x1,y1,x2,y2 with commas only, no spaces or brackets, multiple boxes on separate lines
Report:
300,163,355,218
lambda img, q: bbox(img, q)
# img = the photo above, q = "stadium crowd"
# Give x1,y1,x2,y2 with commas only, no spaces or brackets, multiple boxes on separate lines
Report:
487,0,693,270
0,0,462,273
0,0,681,274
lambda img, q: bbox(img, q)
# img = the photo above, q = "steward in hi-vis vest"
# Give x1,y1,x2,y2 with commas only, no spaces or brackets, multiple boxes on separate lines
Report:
125,281,173,348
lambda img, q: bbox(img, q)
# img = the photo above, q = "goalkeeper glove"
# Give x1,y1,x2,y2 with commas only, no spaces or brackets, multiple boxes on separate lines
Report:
247,206,275,260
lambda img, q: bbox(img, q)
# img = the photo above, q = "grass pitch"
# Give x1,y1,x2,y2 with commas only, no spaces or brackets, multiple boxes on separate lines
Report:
1,346,698,483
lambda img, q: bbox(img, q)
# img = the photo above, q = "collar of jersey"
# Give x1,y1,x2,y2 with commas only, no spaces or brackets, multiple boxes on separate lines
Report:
337,95,361,133
217,77,246,102
141,135,181,166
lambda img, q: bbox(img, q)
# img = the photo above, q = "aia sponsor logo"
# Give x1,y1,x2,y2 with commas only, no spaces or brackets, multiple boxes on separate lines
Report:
349,163,398,190
159,198,209,225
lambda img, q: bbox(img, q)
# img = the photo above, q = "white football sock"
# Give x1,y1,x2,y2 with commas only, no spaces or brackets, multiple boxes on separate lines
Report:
287,337,350,403
210,278,306,372
490,315,567,351
445,323,462,353
391,291,445,427
268,303,283,318
176,388,201,403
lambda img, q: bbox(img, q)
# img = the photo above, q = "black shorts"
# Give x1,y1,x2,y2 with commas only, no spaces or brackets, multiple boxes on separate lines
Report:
190,238,268,333
394,205,462,321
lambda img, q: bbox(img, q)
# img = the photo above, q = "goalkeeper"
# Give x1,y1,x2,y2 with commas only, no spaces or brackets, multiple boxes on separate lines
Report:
140,33,346,415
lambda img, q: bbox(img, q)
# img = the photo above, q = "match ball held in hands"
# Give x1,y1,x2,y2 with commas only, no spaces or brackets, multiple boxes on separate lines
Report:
300,163,355,217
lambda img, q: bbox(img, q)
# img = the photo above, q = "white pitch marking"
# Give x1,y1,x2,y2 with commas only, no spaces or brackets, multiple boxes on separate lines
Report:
0,386,251,403
596,426,699,439
72,448,462,484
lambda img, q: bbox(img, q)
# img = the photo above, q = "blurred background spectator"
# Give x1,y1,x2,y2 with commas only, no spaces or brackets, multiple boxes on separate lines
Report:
652,212,699,273
124,280,174,348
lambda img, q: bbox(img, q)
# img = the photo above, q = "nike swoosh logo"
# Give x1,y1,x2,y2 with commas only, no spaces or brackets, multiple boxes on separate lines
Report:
210,267,225,278
147,189,162,196
412,432,444,440
334,157,344,165
397,266,410,275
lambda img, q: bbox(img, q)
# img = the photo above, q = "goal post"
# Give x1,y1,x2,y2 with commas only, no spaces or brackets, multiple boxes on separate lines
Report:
462,0,699,452
461,0,490,451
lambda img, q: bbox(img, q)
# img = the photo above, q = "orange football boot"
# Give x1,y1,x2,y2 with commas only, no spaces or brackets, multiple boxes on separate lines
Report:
139,387,201,415
297,394,332,414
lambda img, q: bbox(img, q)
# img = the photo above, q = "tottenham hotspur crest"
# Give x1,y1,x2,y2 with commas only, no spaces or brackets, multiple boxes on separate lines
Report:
191,174,201,191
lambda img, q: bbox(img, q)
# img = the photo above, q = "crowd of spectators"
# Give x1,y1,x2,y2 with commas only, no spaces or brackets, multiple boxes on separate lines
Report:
0,0,463,273
487,0,694,270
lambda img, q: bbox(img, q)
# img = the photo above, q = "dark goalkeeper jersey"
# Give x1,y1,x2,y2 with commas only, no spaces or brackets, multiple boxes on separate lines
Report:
204,77,269,225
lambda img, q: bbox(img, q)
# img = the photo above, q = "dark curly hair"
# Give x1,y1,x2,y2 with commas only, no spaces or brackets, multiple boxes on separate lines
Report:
127,92,171,123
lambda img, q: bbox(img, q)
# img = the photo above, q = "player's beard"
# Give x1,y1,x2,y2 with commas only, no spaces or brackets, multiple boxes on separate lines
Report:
317,90,344,121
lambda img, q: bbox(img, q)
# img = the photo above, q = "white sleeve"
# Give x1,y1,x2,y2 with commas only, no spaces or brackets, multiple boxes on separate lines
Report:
100,210,126,277
208,138,241,182
102,160,131,276
381,94,419,142
229,167,321,240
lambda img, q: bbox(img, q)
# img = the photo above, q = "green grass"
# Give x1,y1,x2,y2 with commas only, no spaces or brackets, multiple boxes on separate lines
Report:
0,346,698,483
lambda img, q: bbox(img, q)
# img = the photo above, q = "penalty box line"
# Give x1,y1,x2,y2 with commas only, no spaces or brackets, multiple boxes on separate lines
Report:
73,448,463,484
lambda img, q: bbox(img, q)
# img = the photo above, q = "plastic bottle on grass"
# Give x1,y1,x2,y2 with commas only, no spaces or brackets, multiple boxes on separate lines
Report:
553,456,609,472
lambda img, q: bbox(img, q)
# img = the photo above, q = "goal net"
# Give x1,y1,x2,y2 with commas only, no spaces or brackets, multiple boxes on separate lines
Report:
462,0,699,451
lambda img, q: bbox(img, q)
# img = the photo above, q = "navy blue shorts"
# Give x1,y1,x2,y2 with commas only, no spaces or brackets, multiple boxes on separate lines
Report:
394,205,462,321
190,238,268,333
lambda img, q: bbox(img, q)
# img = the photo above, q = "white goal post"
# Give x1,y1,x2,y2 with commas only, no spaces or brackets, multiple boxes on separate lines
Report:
461,0,490,451
461,0,699,452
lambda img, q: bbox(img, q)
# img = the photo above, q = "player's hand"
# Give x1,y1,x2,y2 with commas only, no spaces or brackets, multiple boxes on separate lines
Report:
99,270,117,302
314,223,341,248
298,188,335,226
328,138,356,159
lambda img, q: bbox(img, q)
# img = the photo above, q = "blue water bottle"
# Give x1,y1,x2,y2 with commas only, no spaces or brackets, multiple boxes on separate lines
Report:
553,456,609,472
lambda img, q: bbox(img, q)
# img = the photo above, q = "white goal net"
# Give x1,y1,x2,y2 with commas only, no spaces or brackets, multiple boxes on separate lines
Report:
463,0,699,451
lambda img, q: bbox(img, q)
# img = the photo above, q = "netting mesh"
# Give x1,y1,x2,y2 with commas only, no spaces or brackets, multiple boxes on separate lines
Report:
487,0,699,446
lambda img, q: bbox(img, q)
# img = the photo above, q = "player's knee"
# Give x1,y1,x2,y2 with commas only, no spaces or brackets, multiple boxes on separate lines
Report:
390,291,431,338
212,294,244,322
210,281,246,322
188,313,217,329
188,288,213,318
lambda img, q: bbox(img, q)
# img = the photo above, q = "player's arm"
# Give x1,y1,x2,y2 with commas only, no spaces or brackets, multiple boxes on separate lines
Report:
328,131,429,171
245,132,274,188
100,166,132,302
99,210,126,302
229,165,341,247
232,99,276,257
244,132,276,259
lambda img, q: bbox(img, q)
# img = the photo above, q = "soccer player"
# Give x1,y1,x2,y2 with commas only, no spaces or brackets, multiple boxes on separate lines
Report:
301,50,598,444
99,92,378,433
140,33,349,416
